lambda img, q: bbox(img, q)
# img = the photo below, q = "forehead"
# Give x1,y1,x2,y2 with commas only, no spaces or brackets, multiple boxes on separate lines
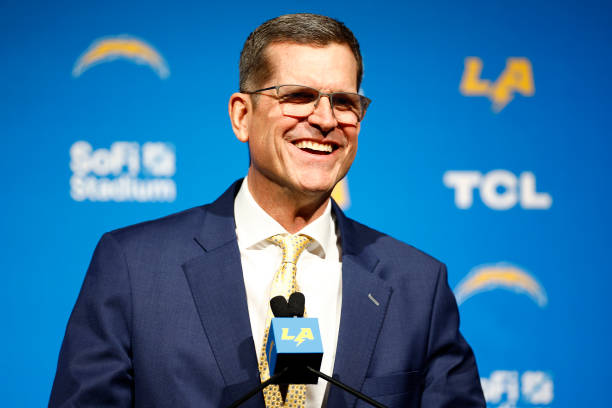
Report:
264,42,358,92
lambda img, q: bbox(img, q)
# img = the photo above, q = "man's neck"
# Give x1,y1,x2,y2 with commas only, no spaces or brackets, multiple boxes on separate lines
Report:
246,175,331,234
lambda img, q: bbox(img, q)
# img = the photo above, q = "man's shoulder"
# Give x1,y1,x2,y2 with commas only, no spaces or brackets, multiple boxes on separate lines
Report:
100,205,212,260
341,214,444,275
106,181,240,250
110,205,205,240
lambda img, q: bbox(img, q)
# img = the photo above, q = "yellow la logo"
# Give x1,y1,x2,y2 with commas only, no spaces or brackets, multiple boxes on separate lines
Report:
281,327,314,346
460,57,535,112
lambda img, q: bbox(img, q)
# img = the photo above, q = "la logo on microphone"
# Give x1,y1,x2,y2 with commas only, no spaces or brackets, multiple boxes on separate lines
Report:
268,319,322,352
266,318,324,383
281,327,314,346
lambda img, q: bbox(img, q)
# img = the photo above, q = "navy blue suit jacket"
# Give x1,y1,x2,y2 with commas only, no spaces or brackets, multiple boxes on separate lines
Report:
50,180,485,407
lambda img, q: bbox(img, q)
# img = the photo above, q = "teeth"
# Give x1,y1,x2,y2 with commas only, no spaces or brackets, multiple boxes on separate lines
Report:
294,140,333,153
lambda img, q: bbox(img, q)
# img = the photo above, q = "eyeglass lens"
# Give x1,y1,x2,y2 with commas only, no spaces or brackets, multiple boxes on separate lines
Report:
276,85,365,124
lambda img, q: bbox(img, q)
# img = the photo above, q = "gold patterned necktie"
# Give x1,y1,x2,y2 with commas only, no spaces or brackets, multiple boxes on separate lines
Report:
259,234,312,408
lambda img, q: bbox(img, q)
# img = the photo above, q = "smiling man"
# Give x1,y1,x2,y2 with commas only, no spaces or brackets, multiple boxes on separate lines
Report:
50,13,485,408
229,41,361,233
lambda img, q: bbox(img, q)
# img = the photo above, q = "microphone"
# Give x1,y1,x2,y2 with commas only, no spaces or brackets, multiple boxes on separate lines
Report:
265,316,323,384
270,296,292,317
270,292,306,318
288,292,305,317
267,291,321,384
227,293,387,407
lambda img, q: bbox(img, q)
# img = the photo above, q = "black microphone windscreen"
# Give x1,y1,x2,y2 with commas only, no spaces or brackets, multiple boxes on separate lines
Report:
270,296,292,317
288,292,305,317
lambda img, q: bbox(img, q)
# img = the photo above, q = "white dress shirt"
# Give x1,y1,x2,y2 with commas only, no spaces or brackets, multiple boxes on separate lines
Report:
234,178,343,408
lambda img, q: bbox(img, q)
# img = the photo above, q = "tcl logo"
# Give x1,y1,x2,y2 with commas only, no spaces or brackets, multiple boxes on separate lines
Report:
443,170,552,210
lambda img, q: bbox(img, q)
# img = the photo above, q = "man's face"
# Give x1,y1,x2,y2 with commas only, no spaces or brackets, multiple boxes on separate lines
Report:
244,42,360,200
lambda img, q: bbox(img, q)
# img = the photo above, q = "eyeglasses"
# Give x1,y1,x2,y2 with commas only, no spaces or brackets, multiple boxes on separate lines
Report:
243,84,371,125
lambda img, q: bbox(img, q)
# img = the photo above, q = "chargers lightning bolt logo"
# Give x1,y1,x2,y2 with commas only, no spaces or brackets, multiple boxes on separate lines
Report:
73,35,170,79
454,262,548,307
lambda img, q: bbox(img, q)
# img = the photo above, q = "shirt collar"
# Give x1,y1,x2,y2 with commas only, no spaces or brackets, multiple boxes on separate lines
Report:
234,177,334,258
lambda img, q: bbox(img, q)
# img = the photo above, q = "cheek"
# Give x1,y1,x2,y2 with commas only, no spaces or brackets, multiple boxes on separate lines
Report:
248,120,293,161
344,133,359,167
345,129,359,152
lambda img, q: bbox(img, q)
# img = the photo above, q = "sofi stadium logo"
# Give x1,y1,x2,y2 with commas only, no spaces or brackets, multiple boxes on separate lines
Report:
73,35,169,78
481,370,553,407
460,57,534,112
443,170,552,210
69,141,176,202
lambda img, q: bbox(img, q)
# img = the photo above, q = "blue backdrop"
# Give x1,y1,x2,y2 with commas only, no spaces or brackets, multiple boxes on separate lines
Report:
2,1,610,406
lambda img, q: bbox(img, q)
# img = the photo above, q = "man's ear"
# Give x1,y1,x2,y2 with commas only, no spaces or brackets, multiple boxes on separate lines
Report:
229,93,251,143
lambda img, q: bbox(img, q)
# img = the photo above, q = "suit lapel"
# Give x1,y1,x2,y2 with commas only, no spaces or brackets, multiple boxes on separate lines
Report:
181,186,391,407
182,181,264,406
327,203,393,407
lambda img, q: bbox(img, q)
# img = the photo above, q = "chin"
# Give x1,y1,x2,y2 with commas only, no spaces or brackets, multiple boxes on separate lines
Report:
294,178,339,196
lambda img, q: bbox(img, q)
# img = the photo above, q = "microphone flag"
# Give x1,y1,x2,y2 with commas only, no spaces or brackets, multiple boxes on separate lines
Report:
265,317,323,384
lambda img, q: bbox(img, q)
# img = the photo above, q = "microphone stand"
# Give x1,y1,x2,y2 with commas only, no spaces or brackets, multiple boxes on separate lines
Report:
228,295,387,407
226,366,387,408
226,368,288,408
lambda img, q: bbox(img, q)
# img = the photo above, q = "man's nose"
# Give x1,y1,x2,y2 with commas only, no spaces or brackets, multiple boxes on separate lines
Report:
309,95,338,131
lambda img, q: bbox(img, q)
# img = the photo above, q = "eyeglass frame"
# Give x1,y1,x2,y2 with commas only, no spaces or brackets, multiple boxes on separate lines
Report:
241,84,372,123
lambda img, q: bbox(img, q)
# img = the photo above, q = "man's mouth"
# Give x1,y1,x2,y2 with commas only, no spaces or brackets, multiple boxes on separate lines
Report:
293,140,335,155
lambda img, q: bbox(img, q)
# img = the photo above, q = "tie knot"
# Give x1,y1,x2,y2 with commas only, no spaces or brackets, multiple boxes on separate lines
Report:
268,234,312,264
